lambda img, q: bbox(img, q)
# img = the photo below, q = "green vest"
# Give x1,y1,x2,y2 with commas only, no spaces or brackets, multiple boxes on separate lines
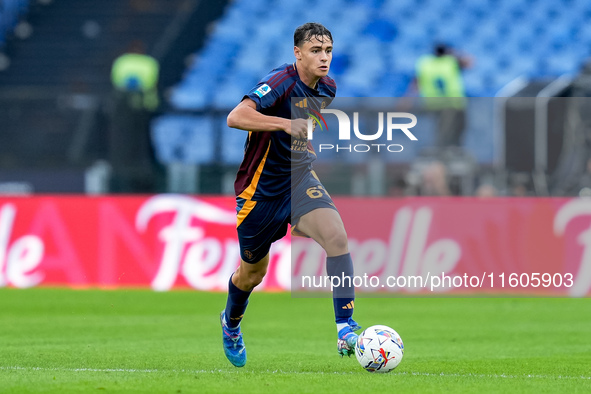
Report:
416,55,465,109
111,53,159,110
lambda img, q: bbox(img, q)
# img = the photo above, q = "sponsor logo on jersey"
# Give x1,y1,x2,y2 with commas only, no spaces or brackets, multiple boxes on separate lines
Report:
295,98,308,108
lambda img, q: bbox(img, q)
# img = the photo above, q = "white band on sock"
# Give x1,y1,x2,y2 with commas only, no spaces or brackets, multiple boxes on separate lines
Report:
336,322,348,333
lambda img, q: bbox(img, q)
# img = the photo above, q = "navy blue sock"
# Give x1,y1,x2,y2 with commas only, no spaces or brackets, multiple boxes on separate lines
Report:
224,275,252,329
326,253,355,324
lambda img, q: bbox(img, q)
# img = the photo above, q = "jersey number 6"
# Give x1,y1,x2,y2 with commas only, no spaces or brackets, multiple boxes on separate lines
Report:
306,186,327,199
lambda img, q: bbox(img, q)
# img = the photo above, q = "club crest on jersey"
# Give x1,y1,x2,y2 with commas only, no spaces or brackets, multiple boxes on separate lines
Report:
254,84,271,98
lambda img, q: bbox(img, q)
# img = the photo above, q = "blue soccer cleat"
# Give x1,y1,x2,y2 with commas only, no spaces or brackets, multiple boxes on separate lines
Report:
220,311,246,367
347,317,362,332
337,325,359,357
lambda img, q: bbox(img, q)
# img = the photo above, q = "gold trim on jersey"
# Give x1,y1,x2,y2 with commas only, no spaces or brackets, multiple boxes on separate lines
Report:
236,140,271,227
237,139,271,201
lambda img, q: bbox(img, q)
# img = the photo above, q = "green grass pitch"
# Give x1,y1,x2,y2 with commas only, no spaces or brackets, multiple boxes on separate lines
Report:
0,288,590,393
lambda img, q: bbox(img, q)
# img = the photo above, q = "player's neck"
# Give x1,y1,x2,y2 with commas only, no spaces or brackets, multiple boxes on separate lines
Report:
295,62,320,89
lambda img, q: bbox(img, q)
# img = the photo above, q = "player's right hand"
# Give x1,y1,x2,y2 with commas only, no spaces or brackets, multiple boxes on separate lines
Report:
284,118,309,140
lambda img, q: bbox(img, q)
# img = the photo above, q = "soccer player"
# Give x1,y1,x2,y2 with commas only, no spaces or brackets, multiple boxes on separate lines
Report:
220,22,360,367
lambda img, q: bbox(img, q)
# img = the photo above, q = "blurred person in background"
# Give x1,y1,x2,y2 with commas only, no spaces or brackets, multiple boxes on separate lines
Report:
387,174,408,197
550,60,591,196
509,173,530,197
475,183,498,198
111,40,159,110
415,43,472,148
418,161,452,196
575,158,591,197
109,40,161,192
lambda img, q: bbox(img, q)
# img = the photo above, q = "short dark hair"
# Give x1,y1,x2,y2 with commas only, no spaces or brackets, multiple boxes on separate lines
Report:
294,23,333,47
434,43,450,56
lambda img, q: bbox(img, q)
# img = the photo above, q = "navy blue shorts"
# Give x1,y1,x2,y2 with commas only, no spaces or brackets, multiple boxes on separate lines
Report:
236,170,337,263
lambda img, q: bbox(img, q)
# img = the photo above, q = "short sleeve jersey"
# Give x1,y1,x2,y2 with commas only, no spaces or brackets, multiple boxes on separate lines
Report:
234,63,336,200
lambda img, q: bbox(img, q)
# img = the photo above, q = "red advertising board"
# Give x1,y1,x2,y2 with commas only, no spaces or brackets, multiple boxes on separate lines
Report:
0,195,589,296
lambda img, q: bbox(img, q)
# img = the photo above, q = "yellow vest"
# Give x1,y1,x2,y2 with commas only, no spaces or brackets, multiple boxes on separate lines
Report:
111,53,159,110
416,55,465,109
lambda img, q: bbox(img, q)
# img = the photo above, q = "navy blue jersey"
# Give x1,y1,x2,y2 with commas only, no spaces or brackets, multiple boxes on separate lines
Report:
234,63,336,200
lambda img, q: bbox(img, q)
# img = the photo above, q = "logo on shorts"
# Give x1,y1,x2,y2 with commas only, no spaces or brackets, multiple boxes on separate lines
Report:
244,250,254,260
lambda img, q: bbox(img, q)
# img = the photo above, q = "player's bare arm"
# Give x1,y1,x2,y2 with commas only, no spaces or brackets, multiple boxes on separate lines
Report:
227,99,308,139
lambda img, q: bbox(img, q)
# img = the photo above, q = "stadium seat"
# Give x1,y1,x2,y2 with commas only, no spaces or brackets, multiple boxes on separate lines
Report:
0,0,30,48
220,120,248,165
151,115,215,164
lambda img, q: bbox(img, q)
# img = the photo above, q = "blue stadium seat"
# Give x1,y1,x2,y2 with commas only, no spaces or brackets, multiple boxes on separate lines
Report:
220,120,248,165
170,87,208,110
463,71,487,97
545,50,581,76
151,116,215,164
1,0,30,48
363,18,397,43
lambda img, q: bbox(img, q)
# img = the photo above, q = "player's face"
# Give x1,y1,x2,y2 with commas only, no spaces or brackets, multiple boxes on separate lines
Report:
295,35,333,79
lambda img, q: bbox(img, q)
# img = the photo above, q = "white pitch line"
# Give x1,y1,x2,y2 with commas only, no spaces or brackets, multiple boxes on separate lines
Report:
1,366,590,380
402,371,591,380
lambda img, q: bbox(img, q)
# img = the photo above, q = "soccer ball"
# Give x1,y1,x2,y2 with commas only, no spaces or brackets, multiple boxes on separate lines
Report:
355,325,404,373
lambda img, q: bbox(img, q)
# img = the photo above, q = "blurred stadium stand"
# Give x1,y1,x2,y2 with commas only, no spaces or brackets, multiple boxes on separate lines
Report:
170,0,591,109
0,0,30,51
0,0,227,193
156,0,591,195
2,0,591,195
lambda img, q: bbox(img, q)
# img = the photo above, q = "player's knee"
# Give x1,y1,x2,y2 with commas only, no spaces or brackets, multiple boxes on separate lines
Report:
246,267,267,288
248,272,266,288
325,228,349,253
